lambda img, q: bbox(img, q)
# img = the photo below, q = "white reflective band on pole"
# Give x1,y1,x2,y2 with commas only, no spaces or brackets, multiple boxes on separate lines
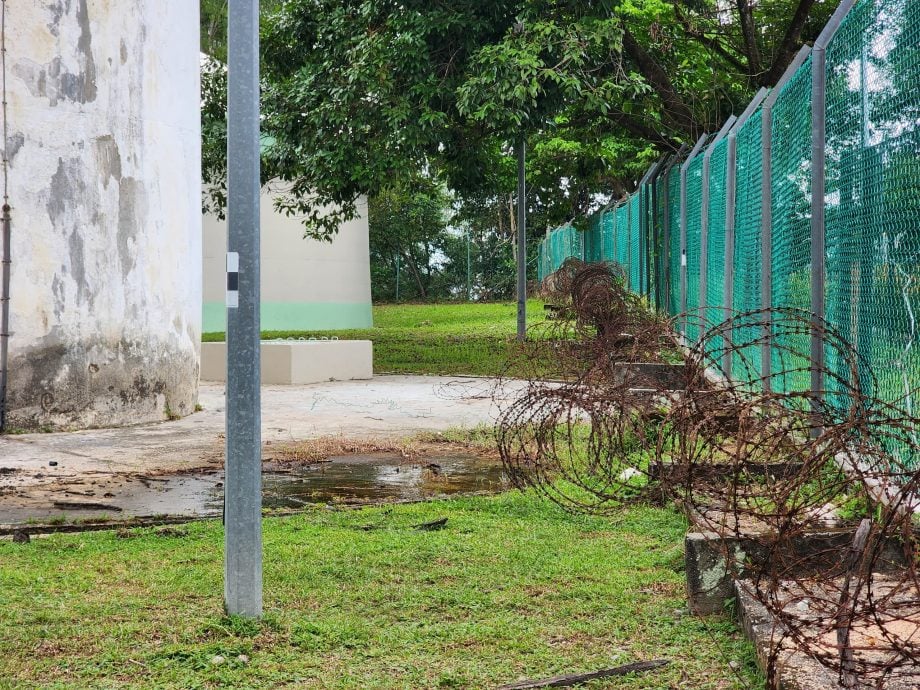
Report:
226,251,240,308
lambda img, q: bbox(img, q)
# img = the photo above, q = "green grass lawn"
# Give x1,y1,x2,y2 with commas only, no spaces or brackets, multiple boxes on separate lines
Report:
203,301,546,377
0,492,762,689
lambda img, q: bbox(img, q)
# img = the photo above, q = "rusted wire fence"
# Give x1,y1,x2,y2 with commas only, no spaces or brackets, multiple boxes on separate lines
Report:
502,257,920,686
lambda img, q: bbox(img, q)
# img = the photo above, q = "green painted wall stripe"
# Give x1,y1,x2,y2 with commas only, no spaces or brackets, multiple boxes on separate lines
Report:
203,302,373,333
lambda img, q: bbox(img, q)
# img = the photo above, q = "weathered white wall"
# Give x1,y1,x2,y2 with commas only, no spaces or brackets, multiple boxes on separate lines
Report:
202,191,372,332
5,1,202,429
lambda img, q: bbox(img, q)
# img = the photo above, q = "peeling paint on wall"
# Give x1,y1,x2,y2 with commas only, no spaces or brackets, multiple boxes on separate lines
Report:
5,0,202,430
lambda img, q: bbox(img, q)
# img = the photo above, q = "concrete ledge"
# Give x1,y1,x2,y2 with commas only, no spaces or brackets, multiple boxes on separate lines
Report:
684,527,911,615
201,340,373,384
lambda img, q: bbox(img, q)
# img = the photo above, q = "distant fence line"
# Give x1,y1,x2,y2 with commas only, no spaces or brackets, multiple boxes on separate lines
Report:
537,0,920,414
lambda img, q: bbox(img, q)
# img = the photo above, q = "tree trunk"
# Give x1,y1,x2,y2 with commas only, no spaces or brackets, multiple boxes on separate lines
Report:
761,0,819,86
401,249,427,299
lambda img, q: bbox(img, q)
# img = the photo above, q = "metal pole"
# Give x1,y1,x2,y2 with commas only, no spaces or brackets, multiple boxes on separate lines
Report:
640,157,666,304
760,45,812,392
0,0,10,433
652,157,666,301
680,134,709,337
466,229,471,301
225,0,262,618
661,146,687,316
395,254,400,301
516,139,526,341
637,161,658,299
0,206,9,432
699,116,736,342
810,0,856,408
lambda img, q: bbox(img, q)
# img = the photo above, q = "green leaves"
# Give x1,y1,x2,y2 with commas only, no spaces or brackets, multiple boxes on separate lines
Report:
201,0,838,240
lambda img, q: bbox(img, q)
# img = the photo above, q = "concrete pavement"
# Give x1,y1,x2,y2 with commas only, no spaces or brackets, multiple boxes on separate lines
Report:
0,376,514,489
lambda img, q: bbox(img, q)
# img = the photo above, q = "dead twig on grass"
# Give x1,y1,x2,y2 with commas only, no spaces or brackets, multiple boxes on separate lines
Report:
497,659,670,689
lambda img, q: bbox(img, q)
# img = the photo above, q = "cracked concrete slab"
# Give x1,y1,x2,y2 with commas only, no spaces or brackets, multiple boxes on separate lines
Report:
0,376,517,488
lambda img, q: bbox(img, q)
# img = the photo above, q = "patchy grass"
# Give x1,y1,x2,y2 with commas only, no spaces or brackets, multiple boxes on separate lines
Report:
202,301,546,376
0,492,762,689
269,426,499,465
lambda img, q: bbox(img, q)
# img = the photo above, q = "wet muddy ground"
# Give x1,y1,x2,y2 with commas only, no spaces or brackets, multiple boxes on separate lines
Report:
0,453,508,525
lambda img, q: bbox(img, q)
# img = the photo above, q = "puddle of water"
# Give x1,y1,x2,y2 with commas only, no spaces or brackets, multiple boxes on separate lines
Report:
261,454,507,508
1,454,507,524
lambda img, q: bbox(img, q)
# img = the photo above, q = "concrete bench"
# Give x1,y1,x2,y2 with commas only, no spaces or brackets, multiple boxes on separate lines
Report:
201,340,373,384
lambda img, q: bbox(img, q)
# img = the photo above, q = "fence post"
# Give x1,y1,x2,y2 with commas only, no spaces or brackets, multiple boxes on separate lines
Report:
810,0,856,409
680,135,709,338
638,159,663,301
699,116,736,342
647,156,667,306
760,45,812,392
661,158,672,313
516,139,526,342
723,88,768,377
652,164,661,309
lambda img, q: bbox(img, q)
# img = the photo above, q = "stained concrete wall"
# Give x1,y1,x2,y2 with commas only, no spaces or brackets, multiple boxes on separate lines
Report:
202,191,372,332
5,1,202,429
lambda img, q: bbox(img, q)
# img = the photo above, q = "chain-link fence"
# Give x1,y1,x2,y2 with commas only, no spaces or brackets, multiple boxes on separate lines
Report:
536,0,919,453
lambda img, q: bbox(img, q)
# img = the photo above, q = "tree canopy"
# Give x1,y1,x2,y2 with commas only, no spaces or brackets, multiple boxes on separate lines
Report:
201,0,840,241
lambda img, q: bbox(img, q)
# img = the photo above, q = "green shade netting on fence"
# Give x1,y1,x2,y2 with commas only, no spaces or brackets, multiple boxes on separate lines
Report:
705,137,730,357
770,54,813,395
584,214,599,263
824,0,920,469
602,208,615,263
685,153,705,341
667,165,682,317
629,194,641,293
732,109,765,385
616,203,629,272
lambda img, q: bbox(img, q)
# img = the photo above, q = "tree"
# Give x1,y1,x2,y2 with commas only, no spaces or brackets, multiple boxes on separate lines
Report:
201,0,842,241
369,174,452,301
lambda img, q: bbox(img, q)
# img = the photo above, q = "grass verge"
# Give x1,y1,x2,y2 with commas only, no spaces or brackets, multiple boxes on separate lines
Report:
203,301,546,377
0,492,762,689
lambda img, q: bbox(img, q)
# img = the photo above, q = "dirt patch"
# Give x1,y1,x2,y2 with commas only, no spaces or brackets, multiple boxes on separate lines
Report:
266,430,499,466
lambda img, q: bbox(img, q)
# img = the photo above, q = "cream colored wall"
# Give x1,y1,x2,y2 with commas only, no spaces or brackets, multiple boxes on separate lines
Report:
202,190,372,332
6,0,202,430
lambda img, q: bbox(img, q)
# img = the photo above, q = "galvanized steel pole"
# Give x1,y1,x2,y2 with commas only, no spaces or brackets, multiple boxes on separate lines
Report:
225,0,262,618
466,229,471,301
516,140,526,341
